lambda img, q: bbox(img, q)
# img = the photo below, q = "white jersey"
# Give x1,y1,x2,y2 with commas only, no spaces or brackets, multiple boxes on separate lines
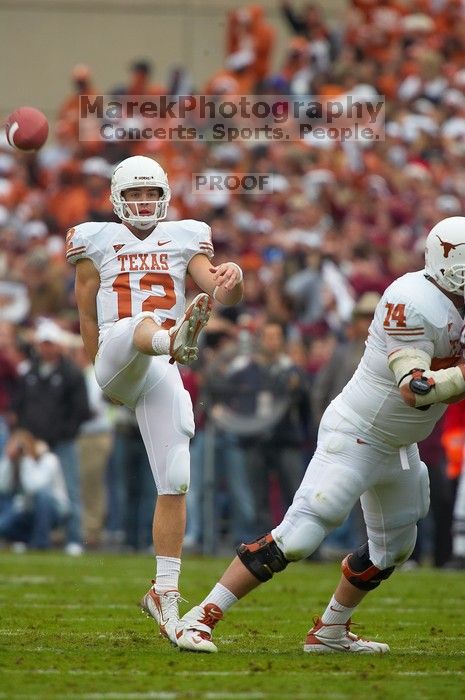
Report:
332,270,465,447
66,219,214,341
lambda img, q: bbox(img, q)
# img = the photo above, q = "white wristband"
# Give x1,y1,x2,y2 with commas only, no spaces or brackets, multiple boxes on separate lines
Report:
212,263,243,301
227,262,243,283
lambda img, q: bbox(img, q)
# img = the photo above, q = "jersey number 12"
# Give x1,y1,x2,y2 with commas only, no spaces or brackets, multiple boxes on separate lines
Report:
112,271,176,328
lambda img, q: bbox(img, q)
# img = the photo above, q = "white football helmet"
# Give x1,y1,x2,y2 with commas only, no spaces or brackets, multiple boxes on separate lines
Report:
424,216,465,294
110,156,171,229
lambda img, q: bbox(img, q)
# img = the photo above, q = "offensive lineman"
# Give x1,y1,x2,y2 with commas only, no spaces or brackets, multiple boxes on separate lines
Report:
67,155,243,643
175,216,465,654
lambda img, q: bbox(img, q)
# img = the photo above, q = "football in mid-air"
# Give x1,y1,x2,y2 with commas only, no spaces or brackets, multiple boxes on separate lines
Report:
5,106,49,151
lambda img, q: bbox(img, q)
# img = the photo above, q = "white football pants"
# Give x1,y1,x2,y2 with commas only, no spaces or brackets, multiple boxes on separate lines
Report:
94,314,194,495
272,404,430,569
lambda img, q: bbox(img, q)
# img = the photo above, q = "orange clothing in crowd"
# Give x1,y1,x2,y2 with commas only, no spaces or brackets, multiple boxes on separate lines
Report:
441,402,465,479
47,185,89,231
58,66,99,139
126,75,165,97
58,88,98,128
204,69,255,95
227,4,275,84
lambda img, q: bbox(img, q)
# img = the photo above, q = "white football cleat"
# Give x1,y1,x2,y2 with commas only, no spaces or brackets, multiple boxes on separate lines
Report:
140,584,181,645
303,617,390,654
175,603,223,653
168,293,212,365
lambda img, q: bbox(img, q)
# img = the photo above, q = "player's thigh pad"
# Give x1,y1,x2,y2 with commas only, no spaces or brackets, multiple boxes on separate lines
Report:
361,454,430,568
272,409,375,561
135,363,194,495
94,313,163,408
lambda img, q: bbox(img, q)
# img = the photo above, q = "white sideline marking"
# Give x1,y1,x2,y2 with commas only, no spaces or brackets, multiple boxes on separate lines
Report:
3,670,148,676
5,602,134,609
400,649,465,655
0,693,273,700
0,576,52,584
0,694,345,700
104,695,267,700
82,576,107,583
2,669,464,678
363,604,464,612
0,630,143,640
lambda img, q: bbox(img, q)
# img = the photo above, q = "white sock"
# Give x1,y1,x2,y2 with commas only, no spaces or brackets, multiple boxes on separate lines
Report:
154,556,181,592
151,330,170,356
200,583,238,613
321,595,357,625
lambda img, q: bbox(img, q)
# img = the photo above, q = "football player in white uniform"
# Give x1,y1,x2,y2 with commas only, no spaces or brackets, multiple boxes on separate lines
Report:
67,155,243,643
174,216,465,654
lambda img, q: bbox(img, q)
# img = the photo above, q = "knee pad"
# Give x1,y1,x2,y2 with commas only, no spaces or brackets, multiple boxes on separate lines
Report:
417,461,430,520
166,443,190,494
237,533,289,582
275,519,327,561
342,542,395,591
133,310,162,329
173,389,195,439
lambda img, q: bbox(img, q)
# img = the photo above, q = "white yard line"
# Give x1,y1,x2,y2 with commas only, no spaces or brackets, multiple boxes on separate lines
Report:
0,630,144,639
2,668,464,677
0,693,344,700
3,602,134,609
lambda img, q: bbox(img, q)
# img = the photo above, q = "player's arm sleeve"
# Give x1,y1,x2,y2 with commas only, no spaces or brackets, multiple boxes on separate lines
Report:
183,221,215,266
65,225,90,265
385,301,465,407
65,223,105,267
187,222,243,305
383,299,435,360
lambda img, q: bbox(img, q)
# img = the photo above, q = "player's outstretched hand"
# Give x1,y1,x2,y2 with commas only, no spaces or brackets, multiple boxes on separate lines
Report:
209,263,242,292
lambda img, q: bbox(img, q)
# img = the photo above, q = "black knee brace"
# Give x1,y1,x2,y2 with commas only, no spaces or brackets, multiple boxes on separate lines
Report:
237,533,289,582
342,543,395,591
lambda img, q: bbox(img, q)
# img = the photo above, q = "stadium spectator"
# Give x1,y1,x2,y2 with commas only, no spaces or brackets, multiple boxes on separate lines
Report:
265,37,311,95
80,158,114,222
0,429,69,550
58,64,98,140
281,1,331,43
284,246,355,336
22,247,68,318
46,161,90,232
214,319,310,534
441,401,465,569
110,407,156,552
448,461,465,568
409,418,453,569
280,1,333,74
0,321,19,454
186,327,258,552
227,5,275,89
12,320,90,555
174,217,465,654
111,60,165,97
312,291,381,421
73,341,114,549
204,52,256,96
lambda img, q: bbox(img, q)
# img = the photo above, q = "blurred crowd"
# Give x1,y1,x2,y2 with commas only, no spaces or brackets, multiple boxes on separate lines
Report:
1,0,465,566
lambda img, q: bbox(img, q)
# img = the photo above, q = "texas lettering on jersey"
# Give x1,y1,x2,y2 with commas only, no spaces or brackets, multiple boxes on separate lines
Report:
117,252,169,272
66,219,214,338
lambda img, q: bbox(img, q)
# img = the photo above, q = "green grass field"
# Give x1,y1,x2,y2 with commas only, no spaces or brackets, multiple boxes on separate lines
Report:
0,552,464,700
